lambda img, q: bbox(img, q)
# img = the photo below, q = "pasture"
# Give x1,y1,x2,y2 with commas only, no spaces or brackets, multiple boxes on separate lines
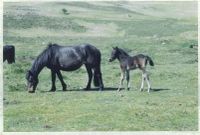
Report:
3,1,198,131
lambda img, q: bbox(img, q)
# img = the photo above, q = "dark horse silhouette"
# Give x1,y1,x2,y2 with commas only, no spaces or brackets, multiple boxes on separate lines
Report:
3,45,15,64
26,43,104,93
109,47,154,92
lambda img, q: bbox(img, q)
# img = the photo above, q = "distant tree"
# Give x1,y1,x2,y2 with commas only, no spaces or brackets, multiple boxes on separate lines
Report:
62,8,69,15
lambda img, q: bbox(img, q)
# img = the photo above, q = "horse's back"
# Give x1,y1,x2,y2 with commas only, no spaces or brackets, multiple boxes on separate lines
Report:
4,45,15,53
48,43,101,70
68,43,101,61
80,44,101,65
77,43,100,54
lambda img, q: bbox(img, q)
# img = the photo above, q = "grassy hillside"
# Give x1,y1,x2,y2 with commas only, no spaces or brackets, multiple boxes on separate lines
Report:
3,1,198,131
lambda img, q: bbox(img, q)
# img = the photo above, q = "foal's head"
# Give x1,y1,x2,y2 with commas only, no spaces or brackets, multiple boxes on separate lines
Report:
109,47,129,62
26,70,38,93
109,47,119,62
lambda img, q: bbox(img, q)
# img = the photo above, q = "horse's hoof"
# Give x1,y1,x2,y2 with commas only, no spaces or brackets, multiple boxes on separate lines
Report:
62,87,67,91
63,85,67,90
28,91,35,93
83,87,90,90
117,89,121,92
99,87,103,91
49,90,56,92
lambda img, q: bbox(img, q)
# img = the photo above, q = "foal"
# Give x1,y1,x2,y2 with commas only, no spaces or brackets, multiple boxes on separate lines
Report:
109,47,154,92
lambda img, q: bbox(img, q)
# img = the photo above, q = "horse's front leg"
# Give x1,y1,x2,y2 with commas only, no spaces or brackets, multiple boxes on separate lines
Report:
118,69,125,91
50,70,56,92
56,70,67,91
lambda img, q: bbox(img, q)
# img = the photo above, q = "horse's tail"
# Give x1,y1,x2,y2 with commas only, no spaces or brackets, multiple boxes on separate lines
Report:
146,56,154,66
93,49,104,89
93,67,104,90
93,53,101,87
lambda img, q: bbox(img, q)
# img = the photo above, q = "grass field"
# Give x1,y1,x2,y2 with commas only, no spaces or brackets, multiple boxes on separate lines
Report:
3,1,198,131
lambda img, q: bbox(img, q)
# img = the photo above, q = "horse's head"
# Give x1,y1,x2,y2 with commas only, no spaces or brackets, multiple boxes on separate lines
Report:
26,70,38,93
109,47,119,62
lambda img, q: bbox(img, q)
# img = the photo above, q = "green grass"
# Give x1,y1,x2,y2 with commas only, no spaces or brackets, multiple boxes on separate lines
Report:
3,1,198,131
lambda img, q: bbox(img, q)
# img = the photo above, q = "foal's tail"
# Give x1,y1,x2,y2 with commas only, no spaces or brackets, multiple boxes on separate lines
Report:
146,56,154,66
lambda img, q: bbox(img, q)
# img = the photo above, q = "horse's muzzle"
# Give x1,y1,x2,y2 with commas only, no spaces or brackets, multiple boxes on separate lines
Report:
28,87,35,93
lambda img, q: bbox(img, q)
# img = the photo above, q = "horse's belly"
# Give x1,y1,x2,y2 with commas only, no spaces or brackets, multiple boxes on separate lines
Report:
59,62,83,71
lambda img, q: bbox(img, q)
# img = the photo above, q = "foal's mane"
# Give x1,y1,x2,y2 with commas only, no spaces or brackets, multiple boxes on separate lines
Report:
117,48,129,56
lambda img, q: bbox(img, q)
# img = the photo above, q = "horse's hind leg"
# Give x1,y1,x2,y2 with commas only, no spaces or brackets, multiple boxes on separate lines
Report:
126,70,130,90
56,70,67,91
85,64,92,90
50,70,56,92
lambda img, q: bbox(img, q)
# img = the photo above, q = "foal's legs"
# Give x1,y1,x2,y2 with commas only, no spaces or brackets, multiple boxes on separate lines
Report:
50,70,56,92
85,64,92,90
146,73,151,93
140,69,151,92
140,72,145,92
56,70,67,91
118,69,125,91
126,70,130,90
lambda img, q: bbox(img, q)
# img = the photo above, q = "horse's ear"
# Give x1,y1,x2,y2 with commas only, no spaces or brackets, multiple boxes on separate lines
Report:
113,46,118,49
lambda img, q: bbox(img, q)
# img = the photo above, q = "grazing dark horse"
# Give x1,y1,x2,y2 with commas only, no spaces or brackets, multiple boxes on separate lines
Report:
3,45,15,64
109,47,154,92
26,43,104,93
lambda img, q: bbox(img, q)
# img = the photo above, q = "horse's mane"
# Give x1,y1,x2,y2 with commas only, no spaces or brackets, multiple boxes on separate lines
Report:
31,44,55,74
117,48,129,56
37,44,53,60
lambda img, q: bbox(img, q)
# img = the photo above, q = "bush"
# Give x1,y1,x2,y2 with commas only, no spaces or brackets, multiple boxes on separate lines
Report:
62,8,70,15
